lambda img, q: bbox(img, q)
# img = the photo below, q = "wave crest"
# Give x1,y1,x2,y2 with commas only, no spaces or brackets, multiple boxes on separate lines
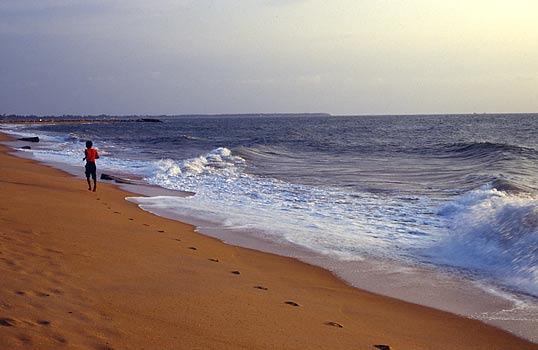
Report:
149,147,246,189
235,144,296,160
445,142,538,160
433,186,538,296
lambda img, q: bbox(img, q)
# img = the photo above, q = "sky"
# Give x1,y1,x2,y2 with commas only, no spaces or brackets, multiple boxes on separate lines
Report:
1,0,537,116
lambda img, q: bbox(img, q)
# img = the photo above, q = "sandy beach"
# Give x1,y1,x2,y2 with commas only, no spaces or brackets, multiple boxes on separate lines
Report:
0,132,536,350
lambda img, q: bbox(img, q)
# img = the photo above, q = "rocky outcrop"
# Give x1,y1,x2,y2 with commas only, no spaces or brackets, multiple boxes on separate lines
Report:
18,137,39,142
100,173,137,184
136,118,162,123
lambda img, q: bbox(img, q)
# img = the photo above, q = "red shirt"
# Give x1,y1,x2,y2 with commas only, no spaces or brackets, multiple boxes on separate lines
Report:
85,148,99,162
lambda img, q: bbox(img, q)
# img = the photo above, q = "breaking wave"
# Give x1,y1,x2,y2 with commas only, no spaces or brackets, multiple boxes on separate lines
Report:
429,184,538,296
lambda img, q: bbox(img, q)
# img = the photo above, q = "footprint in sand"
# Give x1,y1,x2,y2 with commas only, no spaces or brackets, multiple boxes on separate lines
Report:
157,230,165,233
18,334,31,343
284,301,300,307
208,258,219,263
129,218,134,221
231,271,241,275
113,211,121,214
15,291,26,296
254,286,268,290
35,291,51,297
374,345,391,350
324,321,343,328
53,335,68,344
143,224,150,227
37,320,51,326
1,258,17,267
0,317,16,327
188,247,197,251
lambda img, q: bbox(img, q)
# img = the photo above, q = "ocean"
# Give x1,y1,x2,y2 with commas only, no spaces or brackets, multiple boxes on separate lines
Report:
2,113,538,340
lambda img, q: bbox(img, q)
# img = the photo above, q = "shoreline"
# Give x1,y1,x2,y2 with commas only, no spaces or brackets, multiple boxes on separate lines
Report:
0,131,537,349
129,195,538,342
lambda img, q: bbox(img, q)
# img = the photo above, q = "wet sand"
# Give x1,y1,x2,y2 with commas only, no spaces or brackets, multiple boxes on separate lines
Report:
0,132,536,350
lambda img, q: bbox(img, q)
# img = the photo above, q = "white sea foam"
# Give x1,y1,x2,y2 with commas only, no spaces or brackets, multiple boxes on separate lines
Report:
427,186,538,296
1,125,151,177
139,148,446,263
135,148,538,299
154,147,245,178
1,126,62,142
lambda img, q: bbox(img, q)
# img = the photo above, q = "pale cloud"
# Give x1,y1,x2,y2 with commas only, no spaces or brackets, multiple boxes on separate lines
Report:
240,78,277,86
0,0,108,17
240,74,320,87
298,75,321,86
1,0,538,115
0,0,84,11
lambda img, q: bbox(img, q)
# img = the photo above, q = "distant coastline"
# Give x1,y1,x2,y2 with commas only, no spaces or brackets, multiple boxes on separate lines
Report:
0,113,332,124
4,112,538,125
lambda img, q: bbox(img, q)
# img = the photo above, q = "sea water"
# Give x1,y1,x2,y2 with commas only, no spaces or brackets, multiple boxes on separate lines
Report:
2,114,538,341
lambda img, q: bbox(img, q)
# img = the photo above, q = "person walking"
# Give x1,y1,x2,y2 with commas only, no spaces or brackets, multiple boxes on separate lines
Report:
83,140,99,192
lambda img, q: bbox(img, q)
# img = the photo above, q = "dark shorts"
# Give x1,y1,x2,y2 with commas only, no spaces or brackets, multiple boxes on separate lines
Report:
85,162,97,179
